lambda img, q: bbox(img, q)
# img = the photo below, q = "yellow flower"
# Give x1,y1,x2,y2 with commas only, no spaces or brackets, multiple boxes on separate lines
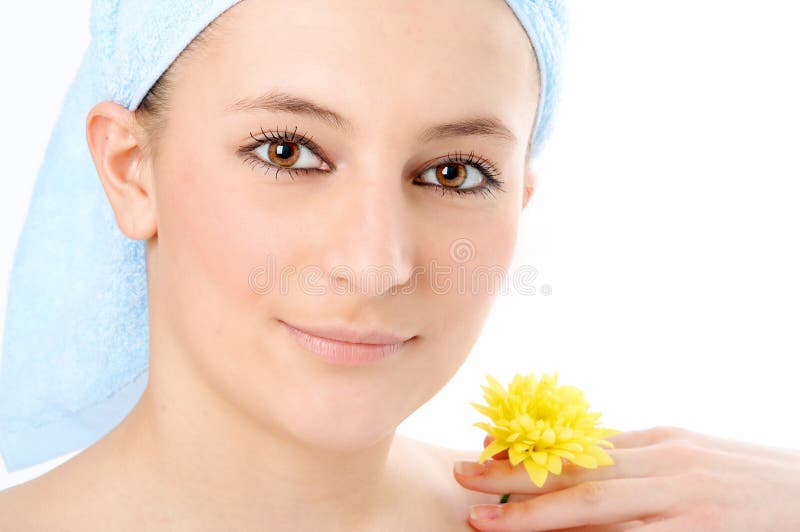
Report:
470,371,620,488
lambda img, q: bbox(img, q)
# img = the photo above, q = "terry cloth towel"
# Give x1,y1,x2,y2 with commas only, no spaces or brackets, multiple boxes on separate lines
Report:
0,0,568,472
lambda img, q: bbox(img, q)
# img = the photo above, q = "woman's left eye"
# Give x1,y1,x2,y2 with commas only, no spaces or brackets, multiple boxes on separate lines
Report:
412,151,506,199
416,163,485,193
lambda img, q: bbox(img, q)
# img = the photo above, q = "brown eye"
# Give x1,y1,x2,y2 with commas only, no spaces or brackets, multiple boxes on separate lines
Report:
436,163,467,188
417,159,487,194
250,137,328,175
268,142,301,167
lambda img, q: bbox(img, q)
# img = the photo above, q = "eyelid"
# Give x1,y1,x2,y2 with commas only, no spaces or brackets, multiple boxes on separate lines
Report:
239,128,504,198
413,151,503,185
241,126,335,171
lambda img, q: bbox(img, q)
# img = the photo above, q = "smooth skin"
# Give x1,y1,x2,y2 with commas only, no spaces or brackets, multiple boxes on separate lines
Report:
454,427,800,531
3,0,798,530
1,0,536,530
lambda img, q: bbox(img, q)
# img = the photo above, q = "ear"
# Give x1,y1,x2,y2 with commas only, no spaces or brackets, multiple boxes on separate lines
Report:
85,101,157,240
521,162,538,211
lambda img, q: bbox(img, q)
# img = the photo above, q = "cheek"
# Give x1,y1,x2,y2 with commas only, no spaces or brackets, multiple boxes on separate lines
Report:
466,210,520,270
403,208,521,383
154,152,301,351
439,207,521,303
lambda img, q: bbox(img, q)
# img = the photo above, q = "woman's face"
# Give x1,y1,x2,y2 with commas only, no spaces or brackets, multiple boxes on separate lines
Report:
147,0,538,449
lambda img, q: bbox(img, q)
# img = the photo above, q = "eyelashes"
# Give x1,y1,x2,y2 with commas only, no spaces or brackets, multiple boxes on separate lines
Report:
238,126,328,180
417,150,506,200
237,125,506,199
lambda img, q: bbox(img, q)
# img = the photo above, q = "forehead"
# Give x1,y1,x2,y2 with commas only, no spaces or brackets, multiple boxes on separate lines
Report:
179,0,539,145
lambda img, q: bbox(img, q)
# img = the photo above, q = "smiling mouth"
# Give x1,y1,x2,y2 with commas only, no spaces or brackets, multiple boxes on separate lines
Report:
278,319,416,366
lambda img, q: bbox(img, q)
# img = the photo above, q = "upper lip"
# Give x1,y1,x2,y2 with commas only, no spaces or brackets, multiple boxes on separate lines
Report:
280,320,414,345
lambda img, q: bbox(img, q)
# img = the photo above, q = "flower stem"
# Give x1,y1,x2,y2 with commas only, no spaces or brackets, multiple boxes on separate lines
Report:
499,493,510,504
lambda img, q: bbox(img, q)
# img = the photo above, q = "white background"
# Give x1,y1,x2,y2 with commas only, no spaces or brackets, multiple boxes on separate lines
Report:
2,1,799,489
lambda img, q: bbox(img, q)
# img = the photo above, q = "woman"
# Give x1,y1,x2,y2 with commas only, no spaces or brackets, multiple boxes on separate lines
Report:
1,0,798,530
0,0,552,528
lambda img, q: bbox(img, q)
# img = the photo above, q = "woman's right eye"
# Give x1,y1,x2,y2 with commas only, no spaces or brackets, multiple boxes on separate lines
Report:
250,141,330,174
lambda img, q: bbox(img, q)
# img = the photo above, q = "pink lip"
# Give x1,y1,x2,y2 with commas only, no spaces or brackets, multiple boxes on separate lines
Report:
280,320,412,344
279,320,415,366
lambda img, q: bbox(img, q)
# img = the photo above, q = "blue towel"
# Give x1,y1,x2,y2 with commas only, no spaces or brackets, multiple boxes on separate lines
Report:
0,0,568,472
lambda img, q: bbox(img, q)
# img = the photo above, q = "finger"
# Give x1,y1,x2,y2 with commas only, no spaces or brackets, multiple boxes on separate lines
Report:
608,425,800,462
632,515,696,531
502,493,532,503
468,476,681,531
547,521,650,532
607,424,764,453
457,438,742,496
454,445,657,496
604,426,684,449
683,431,800,461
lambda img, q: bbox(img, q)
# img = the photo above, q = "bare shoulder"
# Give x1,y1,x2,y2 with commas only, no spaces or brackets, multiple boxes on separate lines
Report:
393,434,499,512
409,439,480,471
0,454,122,532
0,482,27,531
0,474,65,531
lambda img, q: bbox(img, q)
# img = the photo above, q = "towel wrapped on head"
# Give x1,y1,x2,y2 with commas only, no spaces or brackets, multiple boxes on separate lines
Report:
0,0,568,472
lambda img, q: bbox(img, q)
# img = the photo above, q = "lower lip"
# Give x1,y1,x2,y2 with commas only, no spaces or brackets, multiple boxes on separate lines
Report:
280,321,412,366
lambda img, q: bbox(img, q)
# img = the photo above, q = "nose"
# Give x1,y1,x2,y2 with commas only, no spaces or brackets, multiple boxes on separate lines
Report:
322,171,416,297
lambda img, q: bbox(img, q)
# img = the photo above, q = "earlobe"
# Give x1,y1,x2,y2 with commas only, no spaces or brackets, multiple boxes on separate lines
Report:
521,164,538,211
86,101,157,240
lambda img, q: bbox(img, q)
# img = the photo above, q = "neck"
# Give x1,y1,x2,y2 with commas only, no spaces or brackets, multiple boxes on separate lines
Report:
94,340,405,530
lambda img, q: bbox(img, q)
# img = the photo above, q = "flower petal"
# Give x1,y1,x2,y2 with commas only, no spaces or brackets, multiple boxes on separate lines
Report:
470,402,495,418
472,422,495,433
546,453,563,474
486,375,506,395
540,427,556,446
560,442,584,452
530,451,548,466
587,446,615,466
478,440,509,463
571,453,598,468
550,449,575,460
508,445,526,466
523,458,549,488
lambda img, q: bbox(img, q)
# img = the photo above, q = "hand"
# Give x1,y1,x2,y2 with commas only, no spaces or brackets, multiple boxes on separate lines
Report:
453,425,800,531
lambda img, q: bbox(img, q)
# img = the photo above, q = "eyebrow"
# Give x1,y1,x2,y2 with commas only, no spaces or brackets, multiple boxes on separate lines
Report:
225,90,517,145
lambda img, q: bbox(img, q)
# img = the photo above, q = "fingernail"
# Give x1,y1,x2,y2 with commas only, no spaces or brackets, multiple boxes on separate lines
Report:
454,460,486,476
470,504,505,521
